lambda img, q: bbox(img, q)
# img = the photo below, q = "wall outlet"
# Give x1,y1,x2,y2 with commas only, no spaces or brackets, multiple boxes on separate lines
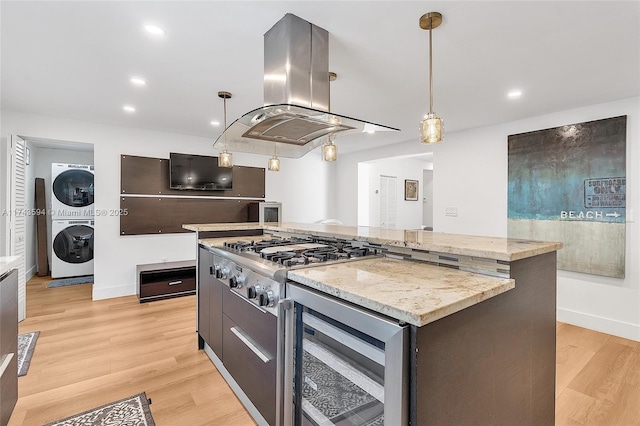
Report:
445,206,458,217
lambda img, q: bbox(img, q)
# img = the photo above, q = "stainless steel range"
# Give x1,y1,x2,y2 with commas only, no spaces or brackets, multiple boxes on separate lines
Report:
199,234,407,426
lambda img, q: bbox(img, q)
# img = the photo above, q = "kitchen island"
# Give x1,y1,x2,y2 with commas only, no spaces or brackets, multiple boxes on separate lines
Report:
185,222,561,425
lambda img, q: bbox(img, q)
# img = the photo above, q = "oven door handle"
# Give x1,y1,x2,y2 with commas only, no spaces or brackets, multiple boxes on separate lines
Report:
229,326,272,363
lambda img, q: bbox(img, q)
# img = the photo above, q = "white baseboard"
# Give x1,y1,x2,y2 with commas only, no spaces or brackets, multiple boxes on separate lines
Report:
92,284,136,301
557,308,640,342
26,265,36,281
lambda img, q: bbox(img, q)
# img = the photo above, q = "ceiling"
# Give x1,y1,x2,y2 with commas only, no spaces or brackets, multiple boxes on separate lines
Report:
2,1,639,155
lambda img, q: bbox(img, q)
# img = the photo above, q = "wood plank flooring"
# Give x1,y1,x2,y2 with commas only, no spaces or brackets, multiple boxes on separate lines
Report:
555,322,640,425
9,275,255,426
9,275,640,425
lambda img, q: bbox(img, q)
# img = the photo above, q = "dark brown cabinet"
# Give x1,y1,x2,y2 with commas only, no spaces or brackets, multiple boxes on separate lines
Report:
136,261,196,303
410,252,556,425
197,246,223,358
0,269,18,426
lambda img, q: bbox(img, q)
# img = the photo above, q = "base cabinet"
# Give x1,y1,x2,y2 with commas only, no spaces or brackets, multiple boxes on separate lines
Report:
411,252,556,425
198,247,223,358
0,270,18,426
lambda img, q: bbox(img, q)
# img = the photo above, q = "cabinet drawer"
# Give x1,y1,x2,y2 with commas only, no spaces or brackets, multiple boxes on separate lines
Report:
222,286,277,356
223,314,276,426
139,277,196,300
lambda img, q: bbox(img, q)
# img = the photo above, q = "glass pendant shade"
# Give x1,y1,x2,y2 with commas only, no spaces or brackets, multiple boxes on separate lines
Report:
218,151,233,168
420,113,444,144
323,142,337,162
268,156,280,171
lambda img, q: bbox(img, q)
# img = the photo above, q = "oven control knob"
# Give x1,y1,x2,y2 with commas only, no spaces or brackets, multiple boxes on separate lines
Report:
259,289,276,307
236,274,246,287
214,265,222,278
229,276,239,288
247,286,257,299
220,266,231,280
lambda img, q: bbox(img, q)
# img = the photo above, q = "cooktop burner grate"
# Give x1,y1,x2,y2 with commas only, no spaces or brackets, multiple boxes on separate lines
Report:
221,236,382,267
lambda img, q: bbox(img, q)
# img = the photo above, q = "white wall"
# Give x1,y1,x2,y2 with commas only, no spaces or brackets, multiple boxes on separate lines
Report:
337,97,640,341
1,110,329,300
360,157,428,230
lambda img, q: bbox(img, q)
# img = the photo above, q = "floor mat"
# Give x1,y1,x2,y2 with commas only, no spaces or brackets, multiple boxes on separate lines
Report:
44,392,155,426
48,276,93,288
17,331,40,376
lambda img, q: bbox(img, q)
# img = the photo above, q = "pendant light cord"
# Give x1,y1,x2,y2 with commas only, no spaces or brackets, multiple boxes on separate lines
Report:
223,96,228,151
429,23,434,114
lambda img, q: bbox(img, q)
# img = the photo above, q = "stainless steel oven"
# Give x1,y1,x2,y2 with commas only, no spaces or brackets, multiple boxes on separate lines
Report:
206,249,284,426
283,283,409,426
200,236,389,426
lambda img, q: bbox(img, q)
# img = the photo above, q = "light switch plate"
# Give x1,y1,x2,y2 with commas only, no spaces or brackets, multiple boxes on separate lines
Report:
445,206,458,217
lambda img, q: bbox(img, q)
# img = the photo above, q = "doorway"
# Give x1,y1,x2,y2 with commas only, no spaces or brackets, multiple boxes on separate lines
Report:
357,153,433,230
9,136,94,318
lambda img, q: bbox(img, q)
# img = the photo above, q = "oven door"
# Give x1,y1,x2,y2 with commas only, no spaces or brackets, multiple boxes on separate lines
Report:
284,283,408,426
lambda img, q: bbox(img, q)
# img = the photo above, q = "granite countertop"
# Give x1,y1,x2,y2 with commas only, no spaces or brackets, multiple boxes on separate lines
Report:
184,222,562,261
287,257,514,327
197,238,515,326
0,256,21,278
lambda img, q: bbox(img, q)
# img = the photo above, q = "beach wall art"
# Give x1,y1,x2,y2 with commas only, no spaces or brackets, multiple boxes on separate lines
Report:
507,115,626,278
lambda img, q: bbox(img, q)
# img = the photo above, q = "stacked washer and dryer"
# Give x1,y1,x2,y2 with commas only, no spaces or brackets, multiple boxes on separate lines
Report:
50,163,95,279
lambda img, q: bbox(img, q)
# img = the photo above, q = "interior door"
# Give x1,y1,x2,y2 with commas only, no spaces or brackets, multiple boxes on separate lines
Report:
4,135,27,321
379,175,397,229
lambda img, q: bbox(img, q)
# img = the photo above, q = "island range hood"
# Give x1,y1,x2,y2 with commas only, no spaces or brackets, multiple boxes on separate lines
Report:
213,13,399,159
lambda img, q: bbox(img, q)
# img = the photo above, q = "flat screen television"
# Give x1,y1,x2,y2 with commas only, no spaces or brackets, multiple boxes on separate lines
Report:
169,152,233,190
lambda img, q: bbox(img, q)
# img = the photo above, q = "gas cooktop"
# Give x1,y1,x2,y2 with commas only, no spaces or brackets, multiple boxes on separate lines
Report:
221,236,381,267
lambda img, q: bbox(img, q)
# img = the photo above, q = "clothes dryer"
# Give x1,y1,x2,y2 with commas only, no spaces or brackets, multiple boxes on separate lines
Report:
51,163,94,218
51,219,94,278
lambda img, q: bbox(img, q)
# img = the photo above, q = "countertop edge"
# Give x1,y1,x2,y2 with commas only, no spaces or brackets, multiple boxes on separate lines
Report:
0,256,22,278
184,222,562,261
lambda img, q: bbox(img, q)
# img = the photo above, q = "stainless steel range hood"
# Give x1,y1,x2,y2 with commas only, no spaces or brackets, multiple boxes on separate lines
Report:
213,13,399,159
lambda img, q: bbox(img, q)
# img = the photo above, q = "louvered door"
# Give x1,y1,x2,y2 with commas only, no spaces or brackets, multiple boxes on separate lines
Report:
5,135,27,321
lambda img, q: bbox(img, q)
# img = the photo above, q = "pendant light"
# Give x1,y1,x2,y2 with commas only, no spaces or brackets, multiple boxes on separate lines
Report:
268,143,280,171
323,135,337,162
218,91,233,168
322,72,338,162
419,12,444,144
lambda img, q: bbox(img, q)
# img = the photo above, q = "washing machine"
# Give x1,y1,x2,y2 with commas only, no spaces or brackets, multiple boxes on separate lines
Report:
51,219,94,279
51,163,94,218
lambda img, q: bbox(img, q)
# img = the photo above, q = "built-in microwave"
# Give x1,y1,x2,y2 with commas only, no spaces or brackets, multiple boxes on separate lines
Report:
259,202,282,224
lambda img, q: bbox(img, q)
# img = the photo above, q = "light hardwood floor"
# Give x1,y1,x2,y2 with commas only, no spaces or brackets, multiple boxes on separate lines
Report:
9,275,255,426
9,275,640,425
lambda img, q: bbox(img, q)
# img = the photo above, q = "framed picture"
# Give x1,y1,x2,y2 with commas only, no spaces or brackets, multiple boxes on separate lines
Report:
405,179,418,201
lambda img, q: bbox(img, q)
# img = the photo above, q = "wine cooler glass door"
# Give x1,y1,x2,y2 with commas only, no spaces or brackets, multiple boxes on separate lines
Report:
287,283,408,426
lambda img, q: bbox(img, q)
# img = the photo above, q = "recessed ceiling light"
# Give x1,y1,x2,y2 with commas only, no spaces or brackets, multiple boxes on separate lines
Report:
508,90,523,99
210,120,220,126
123,105,136,113
130,77,146,86
144,24,166,36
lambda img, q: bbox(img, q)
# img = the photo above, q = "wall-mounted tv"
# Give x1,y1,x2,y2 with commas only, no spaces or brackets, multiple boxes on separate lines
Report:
169,152,233,190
